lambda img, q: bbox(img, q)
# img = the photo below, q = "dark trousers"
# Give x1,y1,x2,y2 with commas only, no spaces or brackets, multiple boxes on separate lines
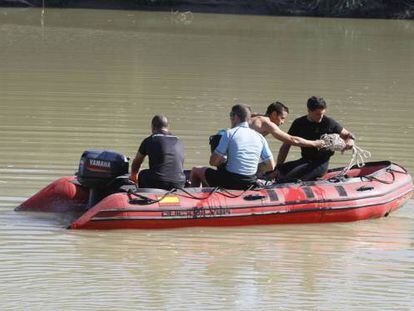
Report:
138,169,185,190
276,158,329,183
205,168,257,190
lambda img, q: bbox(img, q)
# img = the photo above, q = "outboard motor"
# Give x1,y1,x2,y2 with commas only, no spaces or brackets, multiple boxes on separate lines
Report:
77,150,129,208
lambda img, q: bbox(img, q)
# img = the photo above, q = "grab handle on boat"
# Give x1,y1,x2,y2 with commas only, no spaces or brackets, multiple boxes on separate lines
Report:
243,194,266,201
356,185,374,192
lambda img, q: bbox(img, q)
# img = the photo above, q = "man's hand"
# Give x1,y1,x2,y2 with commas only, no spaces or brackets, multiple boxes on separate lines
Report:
340,129,355,151
210,153,225,167
315,139,326,149
343,138,355,151
130,152,145,184
129,171,137,183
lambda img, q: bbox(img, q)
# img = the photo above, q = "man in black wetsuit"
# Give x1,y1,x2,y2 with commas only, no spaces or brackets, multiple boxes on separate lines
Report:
130,115,185,190
275,96,355,182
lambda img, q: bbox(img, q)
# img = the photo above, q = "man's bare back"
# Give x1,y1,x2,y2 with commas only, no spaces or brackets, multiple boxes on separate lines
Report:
250,115,275,136
250,108,323,148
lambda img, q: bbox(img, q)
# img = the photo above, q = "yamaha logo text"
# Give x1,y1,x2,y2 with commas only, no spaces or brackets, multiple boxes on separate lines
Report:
89,159,111,168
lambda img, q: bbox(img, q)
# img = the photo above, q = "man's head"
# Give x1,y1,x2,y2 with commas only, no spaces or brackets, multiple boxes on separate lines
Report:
265,101,289,126
230,104,251,127
151,115,169,133
307,96,327,123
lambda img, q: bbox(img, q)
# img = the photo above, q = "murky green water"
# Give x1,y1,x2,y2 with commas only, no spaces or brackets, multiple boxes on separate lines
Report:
0,8,413,310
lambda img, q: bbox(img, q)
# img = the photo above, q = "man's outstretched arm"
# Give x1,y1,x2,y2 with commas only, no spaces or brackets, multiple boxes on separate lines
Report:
266,122,324,148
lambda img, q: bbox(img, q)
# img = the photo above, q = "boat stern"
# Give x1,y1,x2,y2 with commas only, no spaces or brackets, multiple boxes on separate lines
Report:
16,176,89,213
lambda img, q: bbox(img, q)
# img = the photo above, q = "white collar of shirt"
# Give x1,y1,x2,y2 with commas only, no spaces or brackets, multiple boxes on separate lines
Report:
236,122,249,128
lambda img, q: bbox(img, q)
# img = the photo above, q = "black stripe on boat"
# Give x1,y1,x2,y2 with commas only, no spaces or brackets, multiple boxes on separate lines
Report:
266,189,279,201
302,187,314,199
335,185,348,197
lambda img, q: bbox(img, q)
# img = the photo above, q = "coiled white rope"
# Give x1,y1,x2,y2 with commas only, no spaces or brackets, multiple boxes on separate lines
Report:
320,134,371,178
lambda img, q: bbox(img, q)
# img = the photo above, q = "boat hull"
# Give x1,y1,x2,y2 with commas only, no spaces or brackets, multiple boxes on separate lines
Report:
17,162,413,230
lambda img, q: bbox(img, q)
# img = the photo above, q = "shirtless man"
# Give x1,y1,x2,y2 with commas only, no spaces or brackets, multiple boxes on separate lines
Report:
250,101,325,149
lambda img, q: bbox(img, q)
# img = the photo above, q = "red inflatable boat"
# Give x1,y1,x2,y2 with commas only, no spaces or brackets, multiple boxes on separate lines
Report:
16,150,413,230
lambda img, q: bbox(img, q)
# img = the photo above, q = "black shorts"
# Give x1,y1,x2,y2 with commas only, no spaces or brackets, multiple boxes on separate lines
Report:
276,158,329,182
205,168,257,190
138,169,185,190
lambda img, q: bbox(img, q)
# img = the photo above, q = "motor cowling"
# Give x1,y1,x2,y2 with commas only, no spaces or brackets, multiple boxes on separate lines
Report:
77,150,129,189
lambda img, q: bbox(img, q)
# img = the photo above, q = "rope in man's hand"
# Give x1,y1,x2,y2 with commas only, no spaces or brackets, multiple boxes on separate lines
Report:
320,133,371,177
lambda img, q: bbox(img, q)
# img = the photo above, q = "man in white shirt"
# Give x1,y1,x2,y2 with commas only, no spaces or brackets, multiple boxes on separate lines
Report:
190,104,275,189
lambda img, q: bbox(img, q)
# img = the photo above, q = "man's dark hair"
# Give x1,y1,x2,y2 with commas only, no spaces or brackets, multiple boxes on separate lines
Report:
265,101,289,116
231,104,251,122
307,96,327,111
151,115,169,130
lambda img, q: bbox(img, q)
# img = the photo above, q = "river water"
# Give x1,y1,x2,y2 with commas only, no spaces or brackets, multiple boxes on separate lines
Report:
0,8,413,310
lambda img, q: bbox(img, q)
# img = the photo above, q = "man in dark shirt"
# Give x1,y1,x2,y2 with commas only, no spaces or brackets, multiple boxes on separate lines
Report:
275,96,355,182
130,115,185,190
